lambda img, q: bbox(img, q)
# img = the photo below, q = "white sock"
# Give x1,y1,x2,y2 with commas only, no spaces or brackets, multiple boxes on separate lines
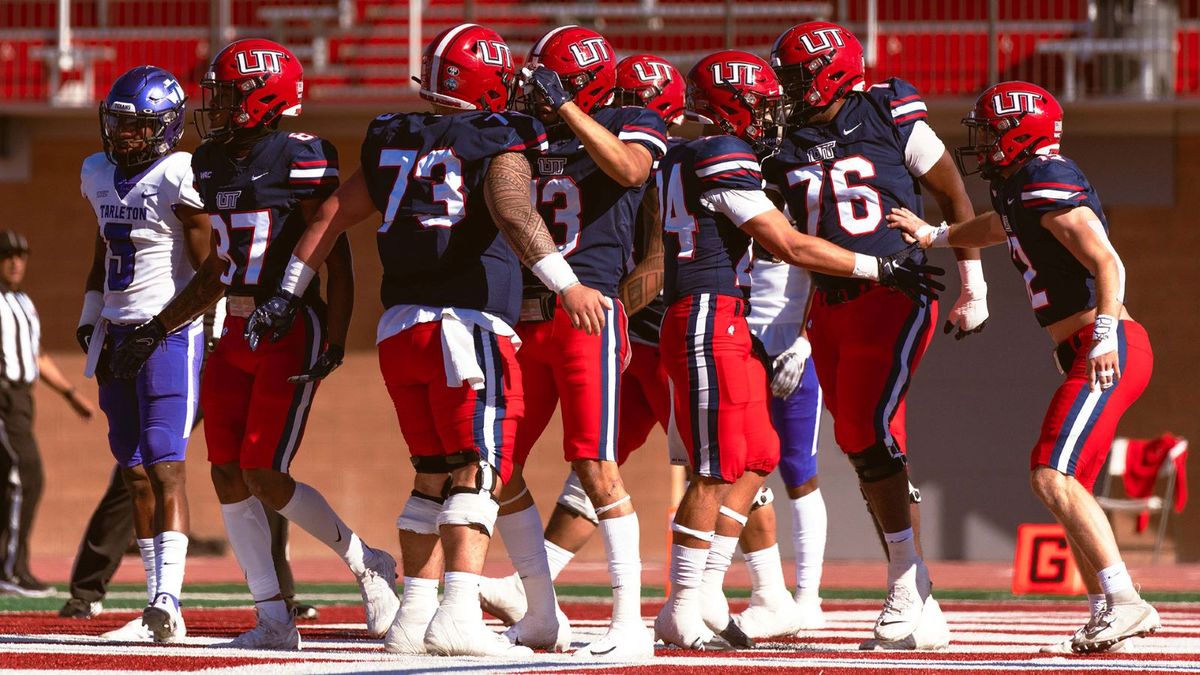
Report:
599,513,643,627
399,576,439,624
790,489,827,599
701,534,739,591
220,497,283,609
669,543,710,606
1098,562,1137,601
442,571,482,619
137,538,157,606
744,544,789,600
497,503,556,618
1088,593,1106,617
154,531,188,606
545,540,575,580
278,482,369,574
884,527,919,583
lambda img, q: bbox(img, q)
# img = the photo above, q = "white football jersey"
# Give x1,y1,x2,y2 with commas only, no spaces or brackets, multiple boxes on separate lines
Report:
747,259,812,357
80,151,204,323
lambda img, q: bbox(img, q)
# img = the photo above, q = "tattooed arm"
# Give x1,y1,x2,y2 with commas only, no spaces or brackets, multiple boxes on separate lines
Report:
484,151,612,335
619,183,664,315
157,229,227,331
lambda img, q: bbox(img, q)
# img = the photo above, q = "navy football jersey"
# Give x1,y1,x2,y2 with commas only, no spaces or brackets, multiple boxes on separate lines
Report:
526,106,668,299
627,136,687,346
193,130,338,297
763,78,929,290
360,111,548,325
660,135,765,306
991,154,1110,327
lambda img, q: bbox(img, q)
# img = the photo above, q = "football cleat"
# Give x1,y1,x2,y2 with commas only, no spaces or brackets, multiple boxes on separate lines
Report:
479,572,527,625
1072,600,1160,653
220,608,301,651
384,611,432,654
573,622,655,659
59,597,103,619
357,548,400,638
655,601,735,651
288,600,320,620
141,593,187,643
423,606,534,657
699,578,731,633
873,561,932,641
504,602,572,652
793,595,827,631
100,616,153,642
736,592,806,638
860,596,951,651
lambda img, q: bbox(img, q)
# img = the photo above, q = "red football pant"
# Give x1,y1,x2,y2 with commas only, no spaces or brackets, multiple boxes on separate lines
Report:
808,285,937,456
1033,320,1153,492
661,293,780,482
378,321,523,484
203,310,323,471
617,341,672,465
512,297,628,466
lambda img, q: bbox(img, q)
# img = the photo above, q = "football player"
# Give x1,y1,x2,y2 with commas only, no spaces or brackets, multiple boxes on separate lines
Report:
249,24,608,656
654,50,942,650
763,21,983,647
109,39,397,650
489,27,671,659
78,66,208,643
887,81,1159,655
479,52,683,627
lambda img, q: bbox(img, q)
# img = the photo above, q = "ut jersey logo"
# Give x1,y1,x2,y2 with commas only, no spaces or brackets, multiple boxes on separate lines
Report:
632,59,673,83
235,49,286,75
710,62,761,85
568,38,610,67
477,40,512,68
992,91,1042,115
216,190,241,210
799,27,846,53
538,157,567,175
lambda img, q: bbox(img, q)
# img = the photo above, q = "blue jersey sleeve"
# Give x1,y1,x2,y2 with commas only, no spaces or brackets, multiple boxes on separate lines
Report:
496,112,549,157
286,134,339,200
615,107,669,162
866,77,928,145
1018,156,1092,215
694,135,765,193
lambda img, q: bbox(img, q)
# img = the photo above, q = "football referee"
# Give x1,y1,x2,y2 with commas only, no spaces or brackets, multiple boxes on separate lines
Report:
0,230,96,597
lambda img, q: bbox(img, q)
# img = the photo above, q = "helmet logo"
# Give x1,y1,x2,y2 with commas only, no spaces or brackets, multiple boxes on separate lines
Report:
477,40,512,68
234,49,287,75
992,90,1041,115
632,60,672,83
709,61,762,85
567,38,610,67
799,28,846,53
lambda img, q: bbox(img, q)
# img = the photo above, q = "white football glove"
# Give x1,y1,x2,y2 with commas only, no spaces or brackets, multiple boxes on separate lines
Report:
770,335,811,399
945,259,989,340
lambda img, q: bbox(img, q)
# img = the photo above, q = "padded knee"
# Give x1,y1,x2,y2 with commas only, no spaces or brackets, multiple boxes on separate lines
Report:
848,441,907,483
411,450,481,474
437,491,500,536
396,491,443,535
749,486,774,512
556,470,599,525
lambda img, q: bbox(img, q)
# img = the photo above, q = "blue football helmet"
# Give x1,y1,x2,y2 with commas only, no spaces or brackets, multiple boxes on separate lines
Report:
99,66,187,168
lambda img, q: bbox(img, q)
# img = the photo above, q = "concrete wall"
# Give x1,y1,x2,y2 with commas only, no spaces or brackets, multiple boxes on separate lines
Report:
1,101,1196,566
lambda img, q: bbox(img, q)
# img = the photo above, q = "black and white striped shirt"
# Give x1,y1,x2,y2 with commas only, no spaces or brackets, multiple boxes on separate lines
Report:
0,289,39,384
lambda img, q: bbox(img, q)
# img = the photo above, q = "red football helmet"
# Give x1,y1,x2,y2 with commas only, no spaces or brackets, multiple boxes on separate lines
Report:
956,81,1063,179
770,21,865,121
420,23,516,112
524,25,616,114
686,50,786,154
614,54,685,126
196,38,303,142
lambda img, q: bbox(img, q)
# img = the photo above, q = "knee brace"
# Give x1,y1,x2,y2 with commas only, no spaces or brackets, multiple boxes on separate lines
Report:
908,480,922,504
437,461,501,536
848,441,907,483
396,491,444,535
749,486,774,512
555,470,599,525
411,449,481,474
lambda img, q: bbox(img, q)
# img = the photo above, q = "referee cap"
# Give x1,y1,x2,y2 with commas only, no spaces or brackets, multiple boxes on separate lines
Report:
0,230,29,257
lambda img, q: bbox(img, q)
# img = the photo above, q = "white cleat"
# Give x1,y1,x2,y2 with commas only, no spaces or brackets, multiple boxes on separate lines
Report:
479,572,527,626
423,606,534,657
793,595,827,631
504,603,572,652
357,548,400,638
655,601,735,651
220,609,301,651
699,580,731,634
141,594,187,643
100,616,153,642
1040,612,1129,655
383,612,432,654
1072,600,1160,653
861,596,951,651
574,622,655,659
736,592,804,639
873,561,931,642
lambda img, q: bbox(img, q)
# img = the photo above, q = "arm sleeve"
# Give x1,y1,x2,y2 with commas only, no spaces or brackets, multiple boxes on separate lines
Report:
699,188,777,228
617,107,669,161
288,136,340,200
904,120,946,177
870,78,929,146
1020,160,1091,215
694,136,765,193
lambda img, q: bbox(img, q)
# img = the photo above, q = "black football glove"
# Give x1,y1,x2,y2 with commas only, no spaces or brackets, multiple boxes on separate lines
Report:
877,245,946,306
288,344,345,384
109,317,167,379
76,325,94,355
526,65,573,111
244,291,302,352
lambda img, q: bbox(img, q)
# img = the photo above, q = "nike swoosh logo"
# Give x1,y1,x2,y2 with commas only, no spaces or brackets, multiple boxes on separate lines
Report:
252,172,269,181
878,619,907,625
591,644,618,655
334,525,343,543
134,337,156,347
843,123,862,135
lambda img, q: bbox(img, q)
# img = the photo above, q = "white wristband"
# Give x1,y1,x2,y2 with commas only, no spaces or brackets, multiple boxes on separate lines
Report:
79,290,103,327
852,253,880,281
957,259,987,298
785,334,812,361
531,251,580,294
280,256,317,296
931,222,951,248
1089,314,1118,359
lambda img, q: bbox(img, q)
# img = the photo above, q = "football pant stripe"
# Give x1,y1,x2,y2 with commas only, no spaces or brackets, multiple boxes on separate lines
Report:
875,298,931,448
1052,324,1128,475
272,306,322,472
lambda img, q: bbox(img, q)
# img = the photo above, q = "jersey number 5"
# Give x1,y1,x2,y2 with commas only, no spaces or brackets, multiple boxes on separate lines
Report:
103,222,136,292
378,148,466,232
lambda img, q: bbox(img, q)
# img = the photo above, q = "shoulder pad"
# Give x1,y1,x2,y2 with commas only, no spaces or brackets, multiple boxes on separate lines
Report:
867,77,927,126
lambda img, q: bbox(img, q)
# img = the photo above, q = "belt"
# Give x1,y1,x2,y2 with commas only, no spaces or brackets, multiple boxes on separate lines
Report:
1053,331,1090,375
817,280,876,306
519,293,556,323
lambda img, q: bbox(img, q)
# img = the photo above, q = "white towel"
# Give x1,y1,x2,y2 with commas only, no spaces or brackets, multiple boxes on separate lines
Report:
440,310,487,391
83,319,108,378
